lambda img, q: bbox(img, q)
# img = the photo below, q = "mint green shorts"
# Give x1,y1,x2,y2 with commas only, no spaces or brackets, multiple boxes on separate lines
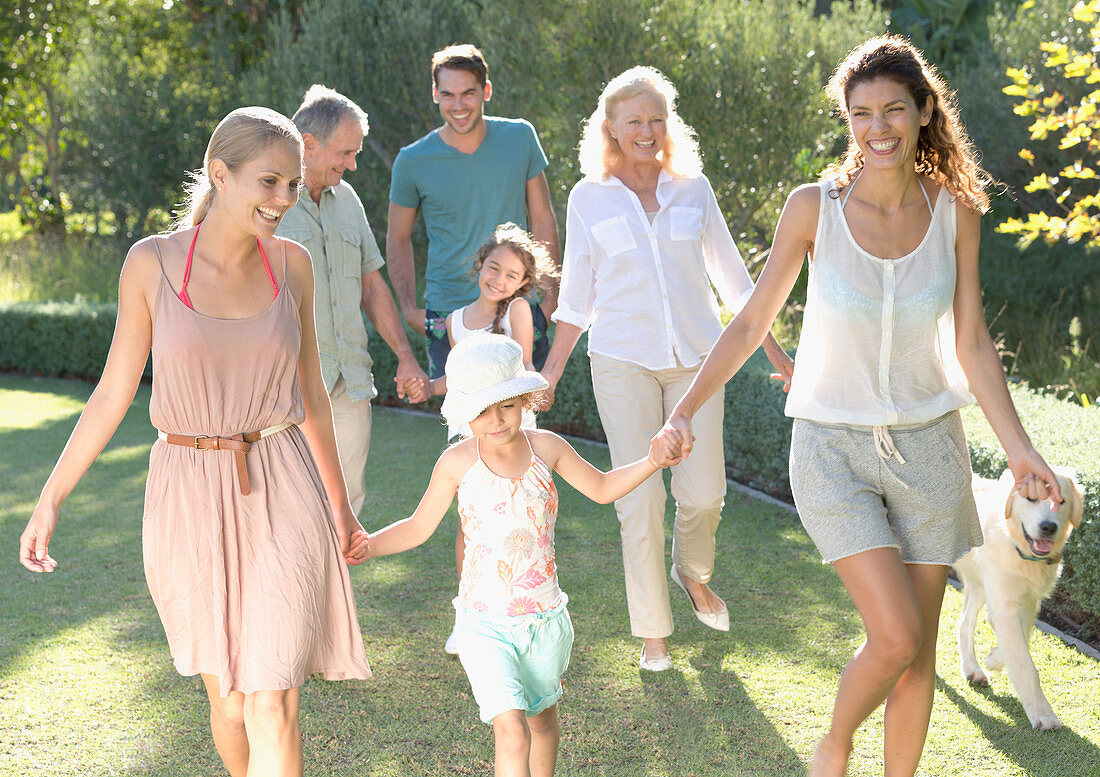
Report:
454,594,573,724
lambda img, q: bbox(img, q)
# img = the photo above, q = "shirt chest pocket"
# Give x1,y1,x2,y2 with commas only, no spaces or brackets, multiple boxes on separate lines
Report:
590,215,637,257
668,206,704,242
280,228,311,245
338,229,362,277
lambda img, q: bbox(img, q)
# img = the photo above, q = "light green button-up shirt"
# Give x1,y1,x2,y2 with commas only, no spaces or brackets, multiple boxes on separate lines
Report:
277,180,385,401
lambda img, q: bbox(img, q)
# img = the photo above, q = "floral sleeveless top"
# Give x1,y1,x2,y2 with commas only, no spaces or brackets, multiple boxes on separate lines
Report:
455,434,563,616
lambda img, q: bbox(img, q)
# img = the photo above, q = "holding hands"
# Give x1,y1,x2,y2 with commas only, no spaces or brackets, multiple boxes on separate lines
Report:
395,358,431,404
650,413,695,467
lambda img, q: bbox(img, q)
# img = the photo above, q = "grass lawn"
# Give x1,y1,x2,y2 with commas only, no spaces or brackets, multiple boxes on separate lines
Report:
2,374,1099,776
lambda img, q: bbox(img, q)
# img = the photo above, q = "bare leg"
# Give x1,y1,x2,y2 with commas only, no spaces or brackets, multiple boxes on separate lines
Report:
493,709,533,777
883,564,948,776
527,705,560,777
242,687,303,777
810,548,925,777
201,674,249,777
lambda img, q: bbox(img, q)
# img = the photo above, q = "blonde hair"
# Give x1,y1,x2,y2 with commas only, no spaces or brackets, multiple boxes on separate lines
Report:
471,222,558,334
175,107,302,228
822,36,993,213
577,66,702,179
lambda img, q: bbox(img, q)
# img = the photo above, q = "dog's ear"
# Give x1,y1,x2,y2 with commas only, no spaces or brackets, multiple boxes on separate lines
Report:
1000,469,1017,521
1063,475,1084,528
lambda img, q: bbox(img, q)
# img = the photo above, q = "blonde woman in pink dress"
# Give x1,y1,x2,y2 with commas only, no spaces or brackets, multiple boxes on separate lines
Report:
19,107,371,777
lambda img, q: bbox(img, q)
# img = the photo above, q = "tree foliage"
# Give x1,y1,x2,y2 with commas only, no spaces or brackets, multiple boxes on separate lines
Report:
998,0,1100,247
250,0,886,259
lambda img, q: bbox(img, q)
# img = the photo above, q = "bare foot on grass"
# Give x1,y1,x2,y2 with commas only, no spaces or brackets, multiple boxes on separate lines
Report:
809,732,851,777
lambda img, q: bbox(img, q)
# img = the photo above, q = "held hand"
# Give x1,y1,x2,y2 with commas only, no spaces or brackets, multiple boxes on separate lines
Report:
657,413,696,461
20,502,60,573
1008,447,1063,509
529,387,555,412
533,372,559,412
335,508,369,566
345,529,370,565
648,428,683,468
395,359,430,403
769,350,795,394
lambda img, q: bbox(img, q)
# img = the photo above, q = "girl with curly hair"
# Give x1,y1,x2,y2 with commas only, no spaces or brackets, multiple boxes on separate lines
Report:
654,36,1062,776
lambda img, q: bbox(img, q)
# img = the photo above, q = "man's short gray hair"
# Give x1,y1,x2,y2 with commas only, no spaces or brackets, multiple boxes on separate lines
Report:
291,85,369,144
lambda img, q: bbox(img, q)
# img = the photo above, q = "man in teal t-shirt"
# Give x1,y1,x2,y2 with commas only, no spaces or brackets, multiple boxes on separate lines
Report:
386,43,560,378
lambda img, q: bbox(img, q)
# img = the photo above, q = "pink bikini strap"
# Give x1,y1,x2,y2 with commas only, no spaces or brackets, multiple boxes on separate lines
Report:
177,224,200,309
257,238,279,298
178,224,279,309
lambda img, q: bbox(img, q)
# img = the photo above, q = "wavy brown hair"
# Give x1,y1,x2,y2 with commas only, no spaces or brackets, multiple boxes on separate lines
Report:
822,35,993,213
471,223,558,335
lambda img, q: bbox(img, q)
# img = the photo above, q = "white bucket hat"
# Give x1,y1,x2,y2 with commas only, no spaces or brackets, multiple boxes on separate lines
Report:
440,333,549,427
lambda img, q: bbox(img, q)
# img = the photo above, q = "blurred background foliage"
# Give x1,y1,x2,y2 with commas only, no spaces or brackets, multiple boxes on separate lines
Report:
0,0,1096,402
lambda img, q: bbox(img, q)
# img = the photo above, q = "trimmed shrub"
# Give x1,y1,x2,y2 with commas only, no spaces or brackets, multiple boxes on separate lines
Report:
0,301,148,380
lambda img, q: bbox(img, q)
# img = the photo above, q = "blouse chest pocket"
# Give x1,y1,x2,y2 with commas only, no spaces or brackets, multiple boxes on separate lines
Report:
668,206,704,242
590,215,637,257
338,229,363,276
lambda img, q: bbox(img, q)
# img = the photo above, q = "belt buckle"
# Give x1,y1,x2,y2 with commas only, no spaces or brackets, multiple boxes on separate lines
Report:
194,435,210,450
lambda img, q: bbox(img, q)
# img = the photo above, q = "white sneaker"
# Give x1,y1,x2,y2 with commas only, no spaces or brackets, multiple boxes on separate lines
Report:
444,628,460,655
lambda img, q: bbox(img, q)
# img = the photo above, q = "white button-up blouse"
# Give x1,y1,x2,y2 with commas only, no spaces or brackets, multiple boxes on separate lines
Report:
552,171,756,370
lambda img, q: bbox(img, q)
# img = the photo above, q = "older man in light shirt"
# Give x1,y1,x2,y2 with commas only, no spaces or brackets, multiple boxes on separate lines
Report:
278,85,428,514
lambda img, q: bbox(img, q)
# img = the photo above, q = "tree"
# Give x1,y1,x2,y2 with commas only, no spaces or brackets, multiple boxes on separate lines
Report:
0,0,84,230
998,0,1100,248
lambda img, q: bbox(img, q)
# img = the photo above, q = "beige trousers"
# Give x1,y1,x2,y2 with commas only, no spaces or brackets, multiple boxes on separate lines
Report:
328,375,372,516
589,353,726,638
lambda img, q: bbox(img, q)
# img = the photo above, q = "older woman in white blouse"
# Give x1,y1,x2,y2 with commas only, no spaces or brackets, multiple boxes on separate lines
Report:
540,66,792,670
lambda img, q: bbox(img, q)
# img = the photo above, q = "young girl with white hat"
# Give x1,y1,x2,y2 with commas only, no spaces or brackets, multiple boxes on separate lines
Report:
366,332,678,776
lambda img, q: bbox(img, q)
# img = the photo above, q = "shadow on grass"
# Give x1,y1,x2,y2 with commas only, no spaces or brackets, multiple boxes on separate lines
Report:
938,677,1100,776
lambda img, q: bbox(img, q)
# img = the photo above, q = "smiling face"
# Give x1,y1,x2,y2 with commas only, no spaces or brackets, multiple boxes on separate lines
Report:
478,246,529,304
468,397,525,446
302,118,363,198
846,77,932,170
606,91,667,167
216,140,302,235
434,67,491,137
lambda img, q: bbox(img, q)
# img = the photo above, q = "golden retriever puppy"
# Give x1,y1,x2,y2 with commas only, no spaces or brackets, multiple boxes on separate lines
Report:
953,468,1084,730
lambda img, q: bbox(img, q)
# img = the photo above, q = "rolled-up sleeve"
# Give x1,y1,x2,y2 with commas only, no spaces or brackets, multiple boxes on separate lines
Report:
700,179,754,314
551,193,597,331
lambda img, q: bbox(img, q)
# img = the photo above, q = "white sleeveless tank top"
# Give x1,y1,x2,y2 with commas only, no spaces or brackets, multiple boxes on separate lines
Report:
446,298,535,440
784,177,973,426
450,298,518,341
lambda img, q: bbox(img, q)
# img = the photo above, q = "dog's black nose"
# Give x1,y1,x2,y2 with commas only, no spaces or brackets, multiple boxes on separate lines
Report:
1039,520,1058,537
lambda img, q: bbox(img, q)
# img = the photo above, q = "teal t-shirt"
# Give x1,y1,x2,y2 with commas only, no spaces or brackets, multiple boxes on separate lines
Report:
389,116,548,313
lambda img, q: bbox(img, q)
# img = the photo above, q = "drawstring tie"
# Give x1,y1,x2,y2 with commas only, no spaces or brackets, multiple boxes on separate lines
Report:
873,425,910,490
872,425,906,464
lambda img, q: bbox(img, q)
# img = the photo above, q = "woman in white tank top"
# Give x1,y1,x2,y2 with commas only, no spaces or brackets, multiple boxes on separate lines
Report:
655,37,1063,777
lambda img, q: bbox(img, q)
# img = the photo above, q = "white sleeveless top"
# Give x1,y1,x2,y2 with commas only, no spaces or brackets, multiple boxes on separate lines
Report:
447,298,536,440
784,178,973,426
454,434,563,617
450,298,519,341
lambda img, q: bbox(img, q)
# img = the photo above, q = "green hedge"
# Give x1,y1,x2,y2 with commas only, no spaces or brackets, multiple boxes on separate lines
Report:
3,301,1098,639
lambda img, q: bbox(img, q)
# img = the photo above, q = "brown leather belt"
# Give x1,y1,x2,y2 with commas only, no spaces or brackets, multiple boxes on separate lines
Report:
158,422,293,496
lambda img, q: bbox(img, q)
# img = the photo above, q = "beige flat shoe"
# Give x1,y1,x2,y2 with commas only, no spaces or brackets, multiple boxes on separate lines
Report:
670,565,730,632
639,644,673,672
